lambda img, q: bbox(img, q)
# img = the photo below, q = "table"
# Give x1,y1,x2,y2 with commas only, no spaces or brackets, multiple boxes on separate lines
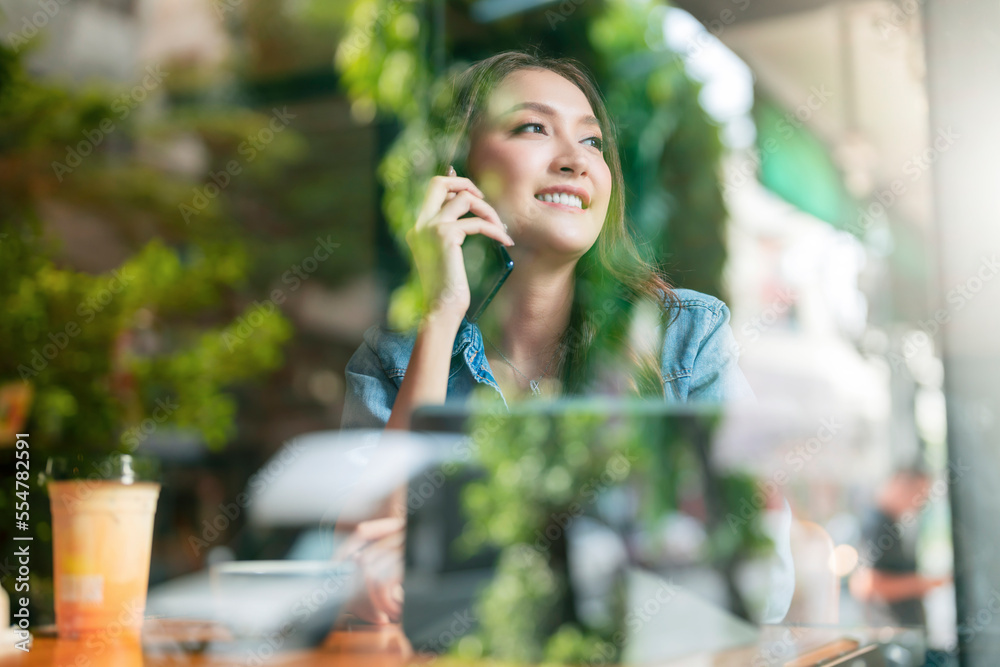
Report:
0,624,419,667
0,622,921,666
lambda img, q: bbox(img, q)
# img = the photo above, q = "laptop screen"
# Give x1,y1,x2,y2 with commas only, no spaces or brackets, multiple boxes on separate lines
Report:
401,399,926,665
403,400,788,661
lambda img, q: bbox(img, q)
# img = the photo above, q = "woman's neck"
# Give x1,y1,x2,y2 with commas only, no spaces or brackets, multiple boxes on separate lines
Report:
476,257,575,369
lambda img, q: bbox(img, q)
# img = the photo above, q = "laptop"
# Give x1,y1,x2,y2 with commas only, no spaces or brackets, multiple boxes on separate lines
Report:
401,399,918,665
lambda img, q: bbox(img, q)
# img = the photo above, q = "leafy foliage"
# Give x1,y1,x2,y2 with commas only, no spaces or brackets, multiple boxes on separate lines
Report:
0,37,300,624
447,397,770,664
458,406,647,554
328,0,730,327
0,41,294,454
322,1,738,661
591,1,729,296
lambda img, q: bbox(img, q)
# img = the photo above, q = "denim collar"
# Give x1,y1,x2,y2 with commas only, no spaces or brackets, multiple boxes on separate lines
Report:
453,317,488,377
450,318,510,410
451,317,479,358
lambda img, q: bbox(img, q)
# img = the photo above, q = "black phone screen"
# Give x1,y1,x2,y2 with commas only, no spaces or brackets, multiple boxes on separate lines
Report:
463,235,514,323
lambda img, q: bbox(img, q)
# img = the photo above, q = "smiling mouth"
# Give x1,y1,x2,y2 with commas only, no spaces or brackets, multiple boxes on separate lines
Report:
534,193,585,210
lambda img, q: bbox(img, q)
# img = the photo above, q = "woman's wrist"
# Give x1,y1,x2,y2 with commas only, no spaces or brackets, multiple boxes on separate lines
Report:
415,311,464,364
386,309,462,431
421,306,465,336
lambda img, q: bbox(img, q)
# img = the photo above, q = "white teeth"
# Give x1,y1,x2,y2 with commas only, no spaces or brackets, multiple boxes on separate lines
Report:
535,193,583,209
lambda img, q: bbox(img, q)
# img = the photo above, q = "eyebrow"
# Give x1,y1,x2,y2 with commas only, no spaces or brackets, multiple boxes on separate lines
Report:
500,102,601,129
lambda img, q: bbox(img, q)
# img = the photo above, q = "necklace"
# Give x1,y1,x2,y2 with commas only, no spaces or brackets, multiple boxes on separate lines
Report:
483,334,563,396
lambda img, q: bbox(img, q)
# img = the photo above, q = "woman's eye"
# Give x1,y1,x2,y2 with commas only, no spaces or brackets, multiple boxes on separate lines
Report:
584,136,604,150
515,123,545,134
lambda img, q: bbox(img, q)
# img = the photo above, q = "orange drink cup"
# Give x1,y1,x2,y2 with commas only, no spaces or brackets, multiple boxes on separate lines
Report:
46,455,160,640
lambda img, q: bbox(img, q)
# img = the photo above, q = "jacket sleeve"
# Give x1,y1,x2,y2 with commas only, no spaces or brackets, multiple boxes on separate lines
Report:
340,327,399,430
688,301,756,403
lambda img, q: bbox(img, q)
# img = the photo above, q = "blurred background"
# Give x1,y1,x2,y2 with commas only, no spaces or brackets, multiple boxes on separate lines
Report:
1,0,998,662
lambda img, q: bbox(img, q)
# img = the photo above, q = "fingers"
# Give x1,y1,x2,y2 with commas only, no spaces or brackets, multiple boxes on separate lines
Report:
445,166,458,202
406,172,514,318
418,175,484,223
418,177,510,240
438,190,507,234
446,218,515,247
356,517,405,541
333,517,404,561
367,575,402,621
359,537,404,622
361,526,406,558
343,590,393,625
335,518,406,624
412,217,513,253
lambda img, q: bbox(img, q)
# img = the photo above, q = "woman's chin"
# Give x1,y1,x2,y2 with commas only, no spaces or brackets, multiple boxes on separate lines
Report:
517,238,597,262
550,230,600,256
512,222,599,257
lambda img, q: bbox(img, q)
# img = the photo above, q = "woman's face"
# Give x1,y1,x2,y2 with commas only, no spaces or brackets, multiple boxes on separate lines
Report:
466,68,613,261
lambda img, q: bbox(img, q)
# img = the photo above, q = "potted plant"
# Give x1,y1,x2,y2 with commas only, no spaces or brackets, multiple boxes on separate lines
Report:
0,42,295,626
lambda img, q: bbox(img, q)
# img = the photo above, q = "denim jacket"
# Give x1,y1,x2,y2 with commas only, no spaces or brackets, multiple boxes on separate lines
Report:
341,288,753,429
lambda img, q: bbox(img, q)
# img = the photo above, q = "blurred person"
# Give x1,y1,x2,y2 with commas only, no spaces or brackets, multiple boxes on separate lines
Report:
337,50,753,624
849,466,951,627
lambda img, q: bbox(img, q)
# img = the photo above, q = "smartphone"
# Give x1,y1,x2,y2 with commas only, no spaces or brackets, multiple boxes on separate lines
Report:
463,234,514,323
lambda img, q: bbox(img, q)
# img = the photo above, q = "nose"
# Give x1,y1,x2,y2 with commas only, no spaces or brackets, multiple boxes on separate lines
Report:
551,139,588,176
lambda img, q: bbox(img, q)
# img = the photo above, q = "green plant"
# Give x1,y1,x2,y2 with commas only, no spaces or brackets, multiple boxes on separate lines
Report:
318,3,740,661
0,41,295,621
0,43,294,454
590,0,729,297
445,397,770,664
328,0,730,327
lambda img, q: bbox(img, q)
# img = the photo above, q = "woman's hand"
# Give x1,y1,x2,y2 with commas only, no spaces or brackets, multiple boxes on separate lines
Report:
335,517,407,624
406,171,514,323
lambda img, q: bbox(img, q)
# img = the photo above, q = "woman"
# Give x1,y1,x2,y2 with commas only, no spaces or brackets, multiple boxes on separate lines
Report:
337,51,755,624
344,51,752,434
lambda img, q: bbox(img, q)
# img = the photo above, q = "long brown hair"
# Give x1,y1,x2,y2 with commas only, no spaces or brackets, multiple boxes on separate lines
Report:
434,51,677,396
